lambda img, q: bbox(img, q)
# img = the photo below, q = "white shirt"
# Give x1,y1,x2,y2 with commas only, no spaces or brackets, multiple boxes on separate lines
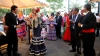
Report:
96,16,100,23
84,11,89,15
12,12,18,24
72,14,79,29
12,12,17,16
12,12,19,28
75,13,79,22
0,21,4,32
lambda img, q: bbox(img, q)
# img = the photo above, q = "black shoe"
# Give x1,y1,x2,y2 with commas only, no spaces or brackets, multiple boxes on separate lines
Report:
8,54,12,56
96,35,99,37
77,51,81,55
57,36,59,39
74,53,80,56
13,52,22,56
96,34,99,37
68,43,72,45
7,52,12,56
34,55,36,56
59,38,61,39
60,36,61,39
69,50,76,52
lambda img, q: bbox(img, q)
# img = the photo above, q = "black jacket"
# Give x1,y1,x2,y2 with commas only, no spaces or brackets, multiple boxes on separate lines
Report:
5,12,20,37
82,12,96,29
74,14,84,35
55,15,62,27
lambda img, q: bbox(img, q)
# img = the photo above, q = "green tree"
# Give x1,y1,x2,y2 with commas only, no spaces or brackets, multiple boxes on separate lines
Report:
0,8,10,16
46,0,64,12
85,0,96,8
69,3,82,10
68,0,83,11
22,8,32,15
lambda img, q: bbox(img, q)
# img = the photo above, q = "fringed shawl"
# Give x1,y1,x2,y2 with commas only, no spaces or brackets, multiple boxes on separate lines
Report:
31,14,42,28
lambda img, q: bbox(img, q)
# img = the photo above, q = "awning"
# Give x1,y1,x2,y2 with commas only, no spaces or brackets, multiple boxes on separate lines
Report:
0,0,48,9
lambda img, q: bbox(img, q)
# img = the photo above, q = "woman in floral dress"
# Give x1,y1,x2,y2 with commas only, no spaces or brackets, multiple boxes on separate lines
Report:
16,11,27,41
47,13,57,40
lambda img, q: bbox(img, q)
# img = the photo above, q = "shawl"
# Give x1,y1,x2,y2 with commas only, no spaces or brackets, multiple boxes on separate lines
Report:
31,14,42,28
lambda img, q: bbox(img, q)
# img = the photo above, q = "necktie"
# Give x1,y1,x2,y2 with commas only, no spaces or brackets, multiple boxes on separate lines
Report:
57,16,59,22
72,15,76,29
73,15,76,22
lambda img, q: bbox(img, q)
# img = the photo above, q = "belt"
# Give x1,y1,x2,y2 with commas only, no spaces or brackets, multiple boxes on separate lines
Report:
82,28,94,33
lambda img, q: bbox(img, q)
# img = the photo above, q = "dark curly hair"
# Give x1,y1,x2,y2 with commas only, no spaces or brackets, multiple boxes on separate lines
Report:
51,12,54,16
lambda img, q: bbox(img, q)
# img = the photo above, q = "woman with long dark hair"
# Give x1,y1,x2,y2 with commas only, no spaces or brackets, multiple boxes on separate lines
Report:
47,13,57,40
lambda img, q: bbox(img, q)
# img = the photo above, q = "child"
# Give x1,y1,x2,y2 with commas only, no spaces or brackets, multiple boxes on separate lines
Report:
41,27,46,39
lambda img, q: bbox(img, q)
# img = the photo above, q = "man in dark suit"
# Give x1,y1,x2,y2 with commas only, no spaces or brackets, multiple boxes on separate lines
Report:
69,8,83,55
69,9,74,45
5,5,22,56
78,4,96,56
55,12,62,39
96,13,100,37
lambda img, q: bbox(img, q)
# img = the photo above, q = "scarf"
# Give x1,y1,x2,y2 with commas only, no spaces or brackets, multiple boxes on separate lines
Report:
31,15,42,28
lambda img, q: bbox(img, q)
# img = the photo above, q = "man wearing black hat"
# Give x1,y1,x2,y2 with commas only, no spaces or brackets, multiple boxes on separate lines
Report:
78,4,96,56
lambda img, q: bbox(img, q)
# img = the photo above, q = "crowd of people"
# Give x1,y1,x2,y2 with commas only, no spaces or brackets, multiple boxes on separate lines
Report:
0,3,98,56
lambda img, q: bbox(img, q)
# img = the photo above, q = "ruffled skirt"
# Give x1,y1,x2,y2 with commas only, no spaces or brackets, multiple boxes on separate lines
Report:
29,37,47,55
17,25,26,38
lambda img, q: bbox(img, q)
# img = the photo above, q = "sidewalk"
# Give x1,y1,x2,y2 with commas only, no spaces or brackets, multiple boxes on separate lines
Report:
17,37,100,56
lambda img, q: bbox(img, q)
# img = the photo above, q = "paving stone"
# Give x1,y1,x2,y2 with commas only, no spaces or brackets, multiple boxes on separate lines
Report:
2,36,100,56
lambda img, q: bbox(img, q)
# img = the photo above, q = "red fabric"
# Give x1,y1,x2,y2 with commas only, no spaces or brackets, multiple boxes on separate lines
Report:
2,18,8,33
82,28,94,33
62,18,64,26
17,25,27,38
62,16,71,41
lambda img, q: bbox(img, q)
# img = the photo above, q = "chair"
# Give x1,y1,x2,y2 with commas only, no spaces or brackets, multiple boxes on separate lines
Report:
0,35,8,56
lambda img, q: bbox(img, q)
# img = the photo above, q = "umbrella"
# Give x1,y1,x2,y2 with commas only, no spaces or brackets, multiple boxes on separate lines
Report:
0,0,48,9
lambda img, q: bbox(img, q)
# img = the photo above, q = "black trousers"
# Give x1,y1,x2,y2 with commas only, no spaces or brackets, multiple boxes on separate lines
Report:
75,35,81,53
71,29,81,52
7,35,18,56
96,23,100,36
70,28,73,44
71,29,76,50
56,26,61,39
82,33,96,56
